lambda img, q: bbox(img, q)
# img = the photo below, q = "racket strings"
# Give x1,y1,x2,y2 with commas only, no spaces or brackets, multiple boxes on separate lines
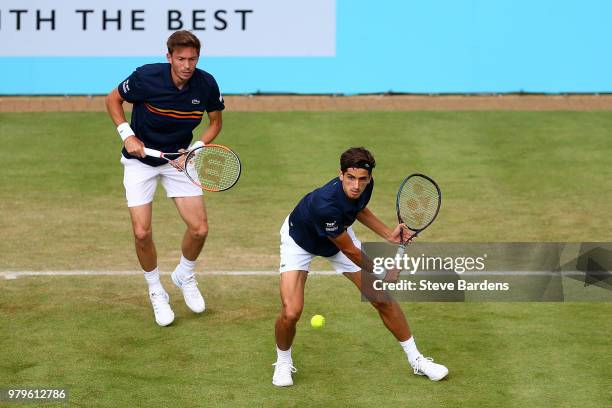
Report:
398,178,440,230
186,147,241,191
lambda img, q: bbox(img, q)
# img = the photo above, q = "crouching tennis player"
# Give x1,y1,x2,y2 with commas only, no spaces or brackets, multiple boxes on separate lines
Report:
272,147,448,386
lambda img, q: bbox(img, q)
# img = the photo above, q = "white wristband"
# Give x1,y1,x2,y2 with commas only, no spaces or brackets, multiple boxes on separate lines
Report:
117,122,135,141
189,140,205,151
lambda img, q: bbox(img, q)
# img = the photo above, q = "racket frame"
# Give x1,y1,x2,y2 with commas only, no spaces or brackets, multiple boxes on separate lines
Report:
395,173,442,255
184,144,241,192
143,144,241,192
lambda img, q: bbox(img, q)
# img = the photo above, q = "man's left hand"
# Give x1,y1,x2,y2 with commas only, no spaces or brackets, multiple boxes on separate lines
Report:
386,223,416,244
383,267,401,283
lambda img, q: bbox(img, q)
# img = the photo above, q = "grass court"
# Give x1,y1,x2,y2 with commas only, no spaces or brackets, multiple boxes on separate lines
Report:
1,111,611,407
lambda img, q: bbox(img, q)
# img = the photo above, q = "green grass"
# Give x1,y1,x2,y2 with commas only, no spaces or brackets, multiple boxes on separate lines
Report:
1,111,611,407
1,276,610,407
1,111,611,270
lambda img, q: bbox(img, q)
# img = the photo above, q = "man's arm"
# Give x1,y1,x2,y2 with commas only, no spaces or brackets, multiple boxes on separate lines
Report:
199,110,223,145
328,231,373,272
105,88,145,158
105,88,129,127
357,207,410,244
328,232,398,288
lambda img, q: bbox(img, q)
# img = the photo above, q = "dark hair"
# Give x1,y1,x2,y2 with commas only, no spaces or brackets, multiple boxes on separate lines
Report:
340,147,376,174
167,30,201,55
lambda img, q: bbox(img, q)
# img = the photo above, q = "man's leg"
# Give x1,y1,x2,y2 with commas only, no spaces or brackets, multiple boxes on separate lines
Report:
276,270,308,349
273,270,307,387
173,196,208,259
343,270,411,340
343,270,448,381
128,203,157,271
128,203,174,326
170,196,208,313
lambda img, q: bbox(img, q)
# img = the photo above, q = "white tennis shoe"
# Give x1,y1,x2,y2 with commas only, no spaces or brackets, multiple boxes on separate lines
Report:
411,356,449,381
171,269,206,313
272,361,297,387
149,290,174,326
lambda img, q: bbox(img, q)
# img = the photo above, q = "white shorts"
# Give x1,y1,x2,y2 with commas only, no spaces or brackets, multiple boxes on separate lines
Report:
120,155,202,207
279,216,361,274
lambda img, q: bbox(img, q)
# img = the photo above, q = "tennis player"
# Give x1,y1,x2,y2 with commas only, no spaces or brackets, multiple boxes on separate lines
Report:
105,30,225,326
272,147,448,386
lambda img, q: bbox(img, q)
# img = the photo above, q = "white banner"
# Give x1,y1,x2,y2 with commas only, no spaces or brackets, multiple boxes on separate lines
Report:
0,0,335,56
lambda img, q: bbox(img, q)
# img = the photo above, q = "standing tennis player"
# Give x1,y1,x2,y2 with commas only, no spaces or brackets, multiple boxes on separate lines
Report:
272,147,448,386
105,30,225,326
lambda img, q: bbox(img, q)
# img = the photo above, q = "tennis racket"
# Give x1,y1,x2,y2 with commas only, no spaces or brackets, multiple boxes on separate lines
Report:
144,144,241,192
395,173,441,257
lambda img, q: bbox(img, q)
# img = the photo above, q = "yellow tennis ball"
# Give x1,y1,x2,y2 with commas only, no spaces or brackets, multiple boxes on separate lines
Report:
310,314,325,329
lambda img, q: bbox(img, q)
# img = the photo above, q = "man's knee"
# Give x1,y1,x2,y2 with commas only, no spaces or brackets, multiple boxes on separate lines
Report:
133,225,152,244
281,303,303,324
188,221,208,241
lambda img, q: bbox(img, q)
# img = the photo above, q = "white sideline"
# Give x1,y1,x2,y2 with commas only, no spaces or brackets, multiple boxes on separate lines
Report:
1,270,589,280
0,270,338,280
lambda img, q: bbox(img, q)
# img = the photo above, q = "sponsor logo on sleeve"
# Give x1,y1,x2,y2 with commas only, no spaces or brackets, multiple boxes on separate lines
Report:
122,79,130,93
324,221,339,232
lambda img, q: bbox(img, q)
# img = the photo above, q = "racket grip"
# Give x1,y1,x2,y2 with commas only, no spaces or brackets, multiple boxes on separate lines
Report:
395,231,418,257
144,148,163,158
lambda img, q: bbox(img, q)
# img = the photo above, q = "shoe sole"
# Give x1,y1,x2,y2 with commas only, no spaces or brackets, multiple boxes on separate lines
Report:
272,380,293,387
156,315,175,327
416,369,449,381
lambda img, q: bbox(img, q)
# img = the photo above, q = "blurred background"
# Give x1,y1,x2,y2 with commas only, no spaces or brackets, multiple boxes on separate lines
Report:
2,0,612,95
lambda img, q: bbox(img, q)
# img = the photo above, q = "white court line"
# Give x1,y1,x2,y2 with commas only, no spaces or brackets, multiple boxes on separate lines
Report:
0,270,590,280
0,270,338,280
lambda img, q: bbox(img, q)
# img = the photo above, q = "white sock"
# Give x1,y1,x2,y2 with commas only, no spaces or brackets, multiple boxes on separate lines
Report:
400,337,423,365
144,267,164,293
176,254,196,279
276,345,292,364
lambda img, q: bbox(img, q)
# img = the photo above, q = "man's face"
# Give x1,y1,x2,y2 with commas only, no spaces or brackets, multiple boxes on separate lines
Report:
339,168,372,199
167,46,199,83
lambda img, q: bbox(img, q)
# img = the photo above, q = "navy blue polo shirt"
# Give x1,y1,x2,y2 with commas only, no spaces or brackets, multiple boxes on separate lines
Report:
117,63,225,166
288,177,374,257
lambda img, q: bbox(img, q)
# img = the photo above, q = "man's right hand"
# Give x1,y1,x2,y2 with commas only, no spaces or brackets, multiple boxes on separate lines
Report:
124,135,145,158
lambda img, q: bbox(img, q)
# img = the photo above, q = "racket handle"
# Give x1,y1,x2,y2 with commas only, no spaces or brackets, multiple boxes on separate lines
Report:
144,148,163,158
395,231,418,257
